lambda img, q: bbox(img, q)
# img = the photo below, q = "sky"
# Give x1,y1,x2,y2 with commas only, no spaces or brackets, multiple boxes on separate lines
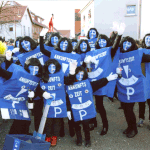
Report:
16,0,90,37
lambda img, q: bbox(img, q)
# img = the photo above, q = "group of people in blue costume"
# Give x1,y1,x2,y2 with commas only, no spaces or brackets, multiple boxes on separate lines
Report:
1,20,150,148
136,33,150,128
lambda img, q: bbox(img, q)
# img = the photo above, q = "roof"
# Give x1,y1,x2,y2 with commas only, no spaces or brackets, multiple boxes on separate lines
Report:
79,0,94,14
57,30,71,38
0,5,27,23
32,19,48,28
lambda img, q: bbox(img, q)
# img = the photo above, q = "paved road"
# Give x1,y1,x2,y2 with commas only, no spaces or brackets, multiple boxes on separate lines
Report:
1,97,150,150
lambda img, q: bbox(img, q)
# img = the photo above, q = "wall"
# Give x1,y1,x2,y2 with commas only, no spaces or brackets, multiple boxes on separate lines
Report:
94,0,139,39
140,0,150,40
20,8,32,38
80,1,94,36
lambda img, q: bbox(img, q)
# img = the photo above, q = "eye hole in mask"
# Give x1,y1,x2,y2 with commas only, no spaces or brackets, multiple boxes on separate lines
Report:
89,29,96,39
60,40,68,51
80,41,87,52
76,71,84,81
51,36,59,46
48,64,56,74
28,66,39,75
21,40,31,51
123,41,132,51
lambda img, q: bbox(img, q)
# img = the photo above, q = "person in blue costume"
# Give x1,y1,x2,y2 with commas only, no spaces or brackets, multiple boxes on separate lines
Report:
75,39,91,65
70,38,78,54
87,28,99,51
137,33,150,128
37,59,75,146
0,58,42,135
84,22,125,135
40,36,81,138
0,37,23,70
74,39,97,130
11,36,38,65
66,62,118,147
116,35,150,138
44,32,61,51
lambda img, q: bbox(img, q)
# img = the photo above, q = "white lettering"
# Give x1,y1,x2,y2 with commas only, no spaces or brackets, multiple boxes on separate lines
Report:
74,91,82,97
68,82,86,90
48,76,60,82
119,56,135,65
126,87,135,100
19,77,38,86
79,110,87,121
48,86,55,91
54,54,77,63
26,52,43,61
54,107,62,117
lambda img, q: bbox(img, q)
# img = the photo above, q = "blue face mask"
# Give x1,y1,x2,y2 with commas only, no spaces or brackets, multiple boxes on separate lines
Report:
51,36,59,46
80,41,87,52
48,64,56,74
145,36,150,47
72,42,77,50
28,66,39,76
76,71,84,81
89,29,96,39
60,40,68,51
123,41,132,51
21,40,31,51
98,39,107,48
16,41,19,47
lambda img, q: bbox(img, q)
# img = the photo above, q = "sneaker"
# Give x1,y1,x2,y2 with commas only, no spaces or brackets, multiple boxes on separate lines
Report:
137,118,144,127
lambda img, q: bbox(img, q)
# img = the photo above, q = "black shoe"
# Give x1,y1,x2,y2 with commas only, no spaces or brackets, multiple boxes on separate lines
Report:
76,131,82,146
76,138,82,146
85,140,91,147
123,128,131,134
100,127,108,135
126,130,138,138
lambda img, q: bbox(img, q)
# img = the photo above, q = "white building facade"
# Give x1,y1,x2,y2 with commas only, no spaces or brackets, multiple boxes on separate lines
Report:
80,0,150,40
0,7,32,41
80,0,94,36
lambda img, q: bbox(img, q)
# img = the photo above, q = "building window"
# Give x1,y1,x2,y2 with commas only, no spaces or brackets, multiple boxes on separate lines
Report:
9,25,13,32
126,5,136,15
